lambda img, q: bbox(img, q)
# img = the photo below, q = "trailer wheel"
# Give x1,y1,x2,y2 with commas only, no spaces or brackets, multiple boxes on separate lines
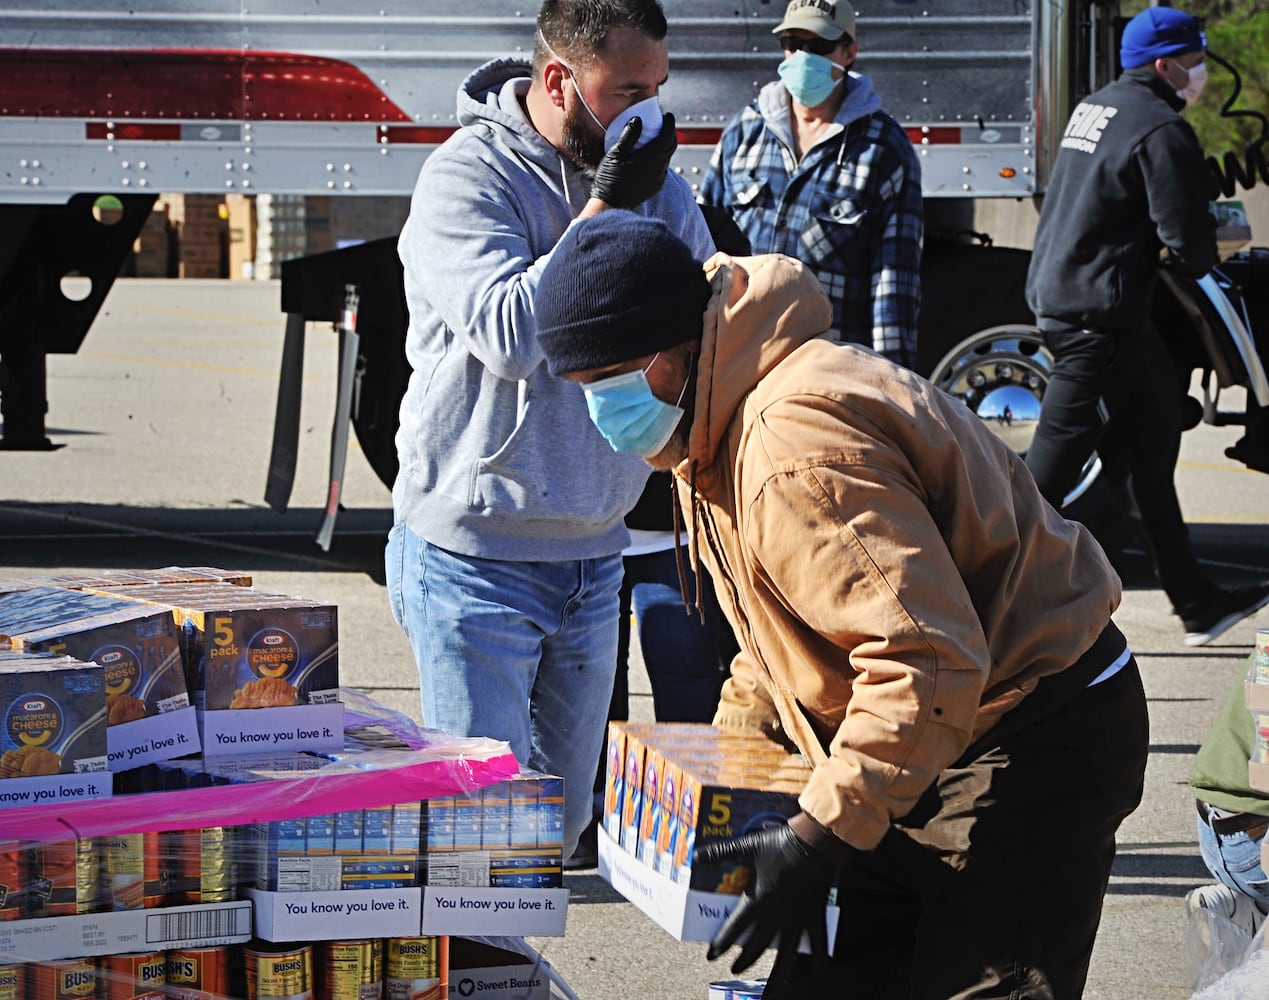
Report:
924,323,1104,508
917,245,1132,549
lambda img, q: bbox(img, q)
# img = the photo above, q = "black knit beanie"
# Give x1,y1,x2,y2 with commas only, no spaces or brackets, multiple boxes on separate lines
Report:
536,210,712,376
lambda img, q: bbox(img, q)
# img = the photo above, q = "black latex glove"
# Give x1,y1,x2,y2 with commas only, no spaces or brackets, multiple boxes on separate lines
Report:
588,111,678,209
696,822,837,980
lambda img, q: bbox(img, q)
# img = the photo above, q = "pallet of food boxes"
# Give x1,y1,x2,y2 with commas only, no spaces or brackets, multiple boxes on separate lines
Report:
0,568,563,1000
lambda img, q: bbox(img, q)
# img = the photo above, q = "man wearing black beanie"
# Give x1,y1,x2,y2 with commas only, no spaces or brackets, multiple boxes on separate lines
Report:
536,209,1148,998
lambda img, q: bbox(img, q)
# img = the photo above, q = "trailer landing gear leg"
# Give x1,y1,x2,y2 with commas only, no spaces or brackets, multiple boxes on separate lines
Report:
0,345,55,451
0,193,158,450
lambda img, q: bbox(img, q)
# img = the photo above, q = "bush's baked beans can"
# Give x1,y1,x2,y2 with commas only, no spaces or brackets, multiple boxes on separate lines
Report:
100,832,163,910
0,964,22,1000
165,946,233,1000
245,943,313,1000
383,937,446,1000
28,838,99,916
168,828,234,905
29,957,97,1000
98,951,165,1000
0,842,23,920
316,940,382,1000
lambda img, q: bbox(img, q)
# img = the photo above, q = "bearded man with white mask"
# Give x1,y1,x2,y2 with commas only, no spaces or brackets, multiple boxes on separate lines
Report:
386,0,714,863
1025,6,1269,647
700,0,922,368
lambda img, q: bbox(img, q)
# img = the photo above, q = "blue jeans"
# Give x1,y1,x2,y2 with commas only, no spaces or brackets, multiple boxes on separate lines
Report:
385,522,622,858
1196,810,1269,906
621,547,729,725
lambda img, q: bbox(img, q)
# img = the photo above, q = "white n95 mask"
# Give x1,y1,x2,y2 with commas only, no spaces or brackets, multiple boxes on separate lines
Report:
603,96,664,151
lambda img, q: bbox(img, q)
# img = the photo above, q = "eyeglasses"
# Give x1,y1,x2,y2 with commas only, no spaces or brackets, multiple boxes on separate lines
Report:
778,33,843,56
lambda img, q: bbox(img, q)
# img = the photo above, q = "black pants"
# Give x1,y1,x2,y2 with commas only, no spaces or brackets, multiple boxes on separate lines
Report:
769,660,1149,1000
1024,322,1213,613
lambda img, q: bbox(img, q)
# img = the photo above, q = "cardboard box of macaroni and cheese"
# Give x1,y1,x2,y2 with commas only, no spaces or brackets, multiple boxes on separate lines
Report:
98,582,343,756
0,587,199,770
0,581,200,771
0,649,110,807
600,722,814,939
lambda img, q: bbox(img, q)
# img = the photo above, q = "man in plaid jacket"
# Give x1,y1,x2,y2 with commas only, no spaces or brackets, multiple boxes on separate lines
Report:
700,0,922,368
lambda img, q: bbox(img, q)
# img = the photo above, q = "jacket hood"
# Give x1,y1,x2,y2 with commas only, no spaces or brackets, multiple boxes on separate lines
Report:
686,253,834,468
756,70,883,139
456,58,575,175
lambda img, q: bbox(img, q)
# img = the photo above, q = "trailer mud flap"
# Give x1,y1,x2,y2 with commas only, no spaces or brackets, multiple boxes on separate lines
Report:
264,311,307,512
315,287,361,551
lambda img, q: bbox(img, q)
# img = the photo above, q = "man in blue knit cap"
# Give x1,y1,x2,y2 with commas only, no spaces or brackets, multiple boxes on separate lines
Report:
1026,6,1269,646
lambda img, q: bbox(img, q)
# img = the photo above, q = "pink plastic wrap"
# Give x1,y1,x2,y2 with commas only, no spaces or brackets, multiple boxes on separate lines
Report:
0,688,519,844
0,737,518,843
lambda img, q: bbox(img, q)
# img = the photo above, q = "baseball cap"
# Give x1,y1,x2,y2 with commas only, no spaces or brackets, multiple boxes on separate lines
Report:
1120,7,1206,69
772,0,857,42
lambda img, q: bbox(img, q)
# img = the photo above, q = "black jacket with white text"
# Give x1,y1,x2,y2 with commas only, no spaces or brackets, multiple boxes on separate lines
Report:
1025,68,1217,331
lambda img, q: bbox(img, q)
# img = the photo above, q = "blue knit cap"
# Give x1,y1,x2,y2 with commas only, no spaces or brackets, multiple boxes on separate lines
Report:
536,211,711,377
1120,7,1205,69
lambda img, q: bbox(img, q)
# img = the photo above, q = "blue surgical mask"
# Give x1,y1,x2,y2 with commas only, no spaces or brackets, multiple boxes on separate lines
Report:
778,50,846,108
583,354,690,457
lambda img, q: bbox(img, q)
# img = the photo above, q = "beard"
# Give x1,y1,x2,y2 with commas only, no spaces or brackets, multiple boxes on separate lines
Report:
646,416,691,471
561,96,606,179
645,352,697,471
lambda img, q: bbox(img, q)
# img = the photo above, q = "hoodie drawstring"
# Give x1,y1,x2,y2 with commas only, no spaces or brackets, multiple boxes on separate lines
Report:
670,463,707,624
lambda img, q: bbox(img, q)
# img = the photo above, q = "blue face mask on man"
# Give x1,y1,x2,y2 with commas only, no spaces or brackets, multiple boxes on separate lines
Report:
582,353,691,458
778,50,847,108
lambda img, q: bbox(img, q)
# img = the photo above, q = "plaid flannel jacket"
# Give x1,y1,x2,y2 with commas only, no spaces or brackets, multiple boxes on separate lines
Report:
701,81,923,368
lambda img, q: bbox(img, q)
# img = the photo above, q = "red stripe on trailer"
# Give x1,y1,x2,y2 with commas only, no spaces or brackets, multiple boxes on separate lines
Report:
381,126,459,144
906,126,962,144
0,48,411,122
85,122,181,141
678,127,722,147
383,125,729,147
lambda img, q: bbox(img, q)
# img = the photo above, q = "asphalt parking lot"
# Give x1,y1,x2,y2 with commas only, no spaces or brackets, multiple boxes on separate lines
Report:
3,278,1267,998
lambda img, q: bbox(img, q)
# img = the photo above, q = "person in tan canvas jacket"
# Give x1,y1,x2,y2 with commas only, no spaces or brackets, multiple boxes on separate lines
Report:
533,209,1149,999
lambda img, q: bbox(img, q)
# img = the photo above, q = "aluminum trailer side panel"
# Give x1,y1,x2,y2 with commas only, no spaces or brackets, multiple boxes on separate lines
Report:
1,0,1042,204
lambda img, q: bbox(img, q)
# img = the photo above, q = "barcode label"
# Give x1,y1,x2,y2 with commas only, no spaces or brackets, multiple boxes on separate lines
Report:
145,903,252,944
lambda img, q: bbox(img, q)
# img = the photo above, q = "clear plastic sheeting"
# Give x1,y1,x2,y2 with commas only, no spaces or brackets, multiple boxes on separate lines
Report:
1186,905,1268,997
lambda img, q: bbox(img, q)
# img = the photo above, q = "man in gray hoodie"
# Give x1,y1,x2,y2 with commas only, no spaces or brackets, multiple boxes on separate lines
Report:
385,0,714,859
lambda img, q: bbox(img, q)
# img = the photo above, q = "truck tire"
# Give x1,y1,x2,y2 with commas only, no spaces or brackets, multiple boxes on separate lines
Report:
917,243,1133,550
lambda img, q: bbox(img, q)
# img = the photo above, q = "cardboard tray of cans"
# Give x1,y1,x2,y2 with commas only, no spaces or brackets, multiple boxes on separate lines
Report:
3,932,554,1000
2,933,455,1000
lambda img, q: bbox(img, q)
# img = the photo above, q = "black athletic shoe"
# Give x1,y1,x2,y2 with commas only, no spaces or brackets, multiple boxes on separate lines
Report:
1182,583,1269,646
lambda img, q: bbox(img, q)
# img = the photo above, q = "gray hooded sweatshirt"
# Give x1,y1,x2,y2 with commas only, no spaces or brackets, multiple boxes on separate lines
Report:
393,59,715,560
